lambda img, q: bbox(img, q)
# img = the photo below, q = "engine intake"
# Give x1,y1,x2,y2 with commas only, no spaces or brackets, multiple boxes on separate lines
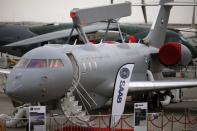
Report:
158,42,192,66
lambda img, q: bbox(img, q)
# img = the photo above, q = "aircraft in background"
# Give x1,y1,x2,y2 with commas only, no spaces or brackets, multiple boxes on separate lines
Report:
1,22,197,62
1,0,197,127
0,21,197,60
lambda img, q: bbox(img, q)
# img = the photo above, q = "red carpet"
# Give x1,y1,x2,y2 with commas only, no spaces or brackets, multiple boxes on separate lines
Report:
55,126,134,131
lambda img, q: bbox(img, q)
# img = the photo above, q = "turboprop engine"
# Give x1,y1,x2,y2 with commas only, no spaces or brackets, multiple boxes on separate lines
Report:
158,42,192,66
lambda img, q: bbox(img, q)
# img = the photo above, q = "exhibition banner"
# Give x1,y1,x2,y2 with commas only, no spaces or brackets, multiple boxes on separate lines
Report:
134,102,148,131
29,106,46,131
110,63,134,127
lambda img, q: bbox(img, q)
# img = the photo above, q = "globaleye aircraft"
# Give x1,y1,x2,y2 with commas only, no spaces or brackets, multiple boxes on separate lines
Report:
1,0,197,127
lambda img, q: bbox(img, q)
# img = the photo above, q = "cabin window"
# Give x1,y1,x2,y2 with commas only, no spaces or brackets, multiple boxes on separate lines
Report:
15,59,29,68
48,59,64,68
27,59,47,68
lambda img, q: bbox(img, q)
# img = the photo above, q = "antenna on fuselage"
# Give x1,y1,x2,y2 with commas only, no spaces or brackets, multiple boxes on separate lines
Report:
68,2,131,44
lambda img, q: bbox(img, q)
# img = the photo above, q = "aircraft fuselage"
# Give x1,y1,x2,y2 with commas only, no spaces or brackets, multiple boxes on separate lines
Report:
6,42,158,108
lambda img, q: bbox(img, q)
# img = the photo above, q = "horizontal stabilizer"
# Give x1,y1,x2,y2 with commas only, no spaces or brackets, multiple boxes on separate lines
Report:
128,80,197,92
71,2,131,25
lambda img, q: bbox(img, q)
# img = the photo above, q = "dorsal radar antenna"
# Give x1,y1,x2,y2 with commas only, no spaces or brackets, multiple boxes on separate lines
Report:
68,2,131,44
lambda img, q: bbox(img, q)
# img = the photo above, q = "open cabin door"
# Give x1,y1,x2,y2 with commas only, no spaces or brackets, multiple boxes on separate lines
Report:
66,52,80,83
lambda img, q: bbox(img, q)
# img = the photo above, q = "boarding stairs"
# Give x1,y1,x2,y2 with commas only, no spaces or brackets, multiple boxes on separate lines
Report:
60,85,95,127
60,53,95,127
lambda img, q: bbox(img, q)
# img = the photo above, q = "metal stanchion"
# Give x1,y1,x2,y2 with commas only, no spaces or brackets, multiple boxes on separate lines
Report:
161,110,164,131
183,109,189,131
120,117,122,131
171,113,173,131
147,115,149,131
99,113,101,130
112,115,114,131
49,114,52,131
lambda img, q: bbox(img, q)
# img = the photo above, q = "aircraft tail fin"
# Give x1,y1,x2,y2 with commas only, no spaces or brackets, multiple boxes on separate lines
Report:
144,0,173,48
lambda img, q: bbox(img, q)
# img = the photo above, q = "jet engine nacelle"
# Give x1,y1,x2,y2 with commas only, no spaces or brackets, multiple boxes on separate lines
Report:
158,42,192,66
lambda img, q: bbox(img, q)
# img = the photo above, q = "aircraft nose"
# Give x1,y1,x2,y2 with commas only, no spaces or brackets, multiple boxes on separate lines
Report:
6,85,23,99
5,71,26,100
5,67,73,102
5,69,44,102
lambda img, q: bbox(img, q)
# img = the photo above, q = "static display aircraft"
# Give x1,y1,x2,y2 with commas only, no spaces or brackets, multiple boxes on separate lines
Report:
1,17,197,61
1,22,197,60
1,0,197,127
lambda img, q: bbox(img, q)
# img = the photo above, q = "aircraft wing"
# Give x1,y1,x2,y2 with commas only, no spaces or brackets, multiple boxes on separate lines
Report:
0,68,11,74
128,80,197,92
165,2,197,6
132,2,197,6
5,22,117,47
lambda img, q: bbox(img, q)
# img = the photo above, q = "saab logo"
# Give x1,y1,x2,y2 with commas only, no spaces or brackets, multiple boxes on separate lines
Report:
135,104,143,107
117,80,125,103
120,67,130,79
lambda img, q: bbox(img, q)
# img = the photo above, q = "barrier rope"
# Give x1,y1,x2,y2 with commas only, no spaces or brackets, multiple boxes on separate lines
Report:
172,114,186,124
74,114,97,123
174,115,189,124
122,118,133,128
121,115,131,120
101,115,110,128
164,113,184,123
148,116,169,128
188,119,197,129
53,116,70,126
188,115,197,125
51,112,197,130
69,112,96,127
164,112,197,125
113,117,121,128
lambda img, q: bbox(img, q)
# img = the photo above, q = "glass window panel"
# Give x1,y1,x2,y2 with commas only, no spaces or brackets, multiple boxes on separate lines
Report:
48,59,64,68
15,59,29,68
27,59,47,68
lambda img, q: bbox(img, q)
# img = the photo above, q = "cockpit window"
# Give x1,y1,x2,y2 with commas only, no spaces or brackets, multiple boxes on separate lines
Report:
15,59,29,68
15,59,63,68
27,59,47,68
48,59,64,68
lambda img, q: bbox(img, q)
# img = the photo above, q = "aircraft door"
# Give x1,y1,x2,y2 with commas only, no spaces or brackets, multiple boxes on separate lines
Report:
66,53,80,84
